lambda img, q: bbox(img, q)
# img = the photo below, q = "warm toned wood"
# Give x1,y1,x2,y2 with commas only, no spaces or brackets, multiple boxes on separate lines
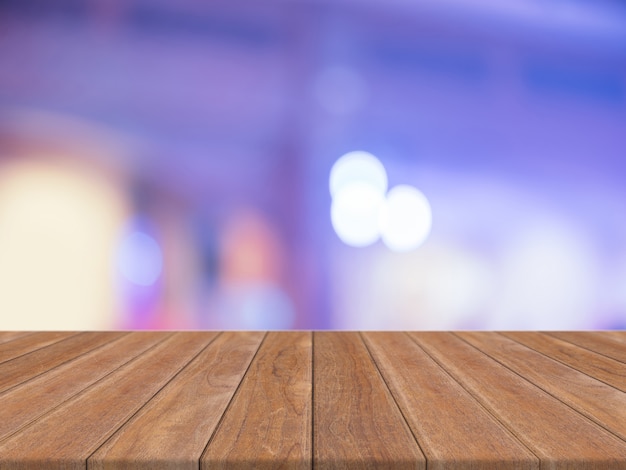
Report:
410,332,626,469
0,332,167,442
458,332,626,443
547,332,626,364
0,331,124,392
0,332,217,470
503,332,626,393
603,331,626,344
0,331,76,364
0,332,33,345
201,331,312,470
314,332,426,470
89,331,264,470
0,331,625,469
363,332,537,470
0,331,125,394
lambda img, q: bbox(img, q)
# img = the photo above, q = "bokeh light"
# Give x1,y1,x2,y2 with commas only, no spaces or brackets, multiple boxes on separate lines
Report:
379,185,432,252
331,242,495,329
0,0,625,330
331,182,385,247
117,231,163,287
0,159,126,330
329,151,388,198
491,218,598,330
214,284,295,330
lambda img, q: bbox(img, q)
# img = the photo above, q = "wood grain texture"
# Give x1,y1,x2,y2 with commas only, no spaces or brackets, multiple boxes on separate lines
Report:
363,332,537,470
602,331,626,344
547,332,626,364
0,332,33,345
0,331,76,364
314,332,425,470
0,331,125,394
89,331,264,470
410,332,626,469
201,331,312,470
0,332,167,442
0,332,217,470
0,331,624,469
503,332,626,393
458,332,626,443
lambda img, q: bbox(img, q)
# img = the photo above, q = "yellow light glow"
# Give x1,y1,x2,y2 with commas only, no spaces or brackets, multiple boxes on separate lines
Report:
0,160,127,330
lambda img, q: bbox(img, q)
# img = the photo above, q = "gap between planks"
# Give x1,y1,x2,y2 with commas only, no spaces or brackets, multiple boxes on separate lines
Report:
408,332,626,469
452,332,626,447
0,332,625,470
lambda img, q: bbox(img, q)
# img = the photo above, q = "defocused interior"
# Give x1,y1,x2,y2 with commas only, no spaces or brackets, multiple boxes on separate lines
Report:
0,0,625,330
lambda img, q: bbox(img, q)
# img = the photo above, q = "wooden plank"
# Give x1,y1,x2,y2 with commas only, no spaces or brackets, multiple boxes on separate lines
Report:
314,332,425,470
410,332,626,469
89,331,264,470
593,330,626,343
201,331,311,470
0,331,125,394
458,332,626,443
0,332,33,345
363,332,537,470
0,331,218,470
0,332,168,442
503,332,626,394
0,330,623,468
603,331,626,345
0,331,76,364
547,332,626,364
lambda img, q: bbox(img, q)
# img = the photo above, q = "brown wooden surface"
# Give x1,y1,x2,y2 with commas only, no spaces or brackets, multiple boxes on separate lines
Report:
503,332,626,393
0,332,166,442
201,331,312,470
0,332,33,345
547,331,626,364
411,332,626,469
0,332,213,470
458,332,626,443
0,331,625,469
0,331,125,394
363,332,537,470
90,331,264,470
0,331,76,364
315,332,425,470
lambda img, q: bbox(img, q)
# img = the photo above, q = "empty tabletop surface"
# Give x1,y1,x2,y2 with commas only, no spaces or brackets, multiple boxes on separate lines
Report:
0,331,625,469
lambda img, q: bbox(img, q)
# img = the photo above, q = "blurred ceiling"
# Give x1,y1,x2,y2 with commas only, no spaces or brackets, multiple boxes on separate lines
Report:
0,0,624,204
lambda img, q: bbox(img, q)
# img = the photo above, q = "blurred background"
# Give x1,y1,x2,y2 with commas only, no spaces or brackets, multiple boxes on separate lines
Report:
0,0,625,330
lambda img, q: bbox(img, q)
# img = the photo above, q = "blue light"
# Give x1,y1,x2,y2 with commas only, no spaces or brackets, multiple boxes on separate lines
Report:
117,231,163,286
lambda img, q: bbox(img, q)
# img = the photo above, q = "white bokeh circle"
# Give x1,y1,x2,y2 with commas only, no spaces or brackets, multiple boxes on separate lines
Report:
379,185,432,252
329,151,387,198
331,182,385,247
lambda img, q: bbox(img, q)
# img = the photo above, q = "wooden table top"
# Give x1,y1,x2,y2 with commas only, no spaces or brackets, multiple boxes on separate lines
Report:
0,331,625,469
